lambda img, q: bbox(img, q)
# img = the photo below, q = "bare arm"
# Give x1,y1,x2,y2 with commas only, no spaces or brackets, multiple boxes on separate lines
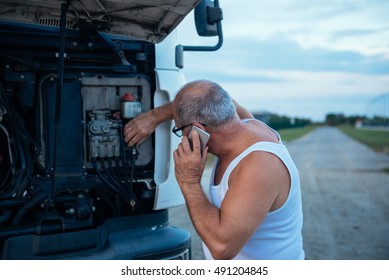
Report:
124,102,173,147
124,99,251,146
233,99,254,120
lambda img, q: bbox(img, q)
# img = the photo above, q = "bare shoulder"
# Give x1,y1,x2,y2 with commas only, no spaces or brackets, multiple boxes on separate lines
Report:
227,150,290,210
231,150,287,185
244,120,279,143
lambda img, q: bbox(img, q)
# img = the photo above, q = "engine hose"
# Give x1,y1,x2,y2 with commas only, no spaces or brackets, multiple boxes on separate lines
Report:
104,158,119,185
9,114,27,172
10,168,26,197
92,157,131,202
4,133,27,198
15,151,40,198
0,89,29,198
114,156,121,178
0,119,22,198
0,135,19,193
119,123,136,198
99,157,129,197
103,157,143,212
12,190,48,225
0,199,27,208
119,123,129,190
130,148,136,188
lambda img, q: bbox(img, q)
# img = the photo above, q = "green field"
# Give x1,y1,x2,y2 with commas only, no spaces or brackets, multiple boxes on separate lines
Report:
339,126,389,154
277,125,317,142
277,125,389,154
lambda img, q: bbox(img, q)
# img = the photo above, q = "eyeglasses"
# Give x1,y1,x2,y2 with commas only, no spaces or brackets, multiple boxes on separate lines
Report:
172,123,207,137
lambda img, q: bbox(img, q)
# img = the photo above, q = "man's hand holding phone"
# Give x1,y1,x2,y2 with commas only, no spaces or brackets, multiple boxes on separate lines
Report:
188,126,210,152
173,126,209,187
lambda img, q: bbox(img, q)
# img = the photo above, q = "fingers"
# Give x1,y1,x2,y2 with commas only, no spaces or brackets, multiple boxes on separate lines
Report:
180,136,192,153
173,134,207,187
124,125,137,146
190,130,201,153
176,131,203,158
175,131,207,163
123,123,145,147
124,121,149,147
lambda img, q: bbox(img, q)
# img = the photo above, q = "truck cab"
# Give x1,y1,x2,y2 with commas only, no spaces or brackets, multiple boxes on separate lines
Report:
0,0,222,259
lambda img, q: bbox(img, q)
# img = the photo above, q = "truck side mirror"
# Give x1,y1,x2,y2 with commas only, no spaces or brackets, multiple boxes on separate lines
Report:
176,0,224,69
195,0,223,37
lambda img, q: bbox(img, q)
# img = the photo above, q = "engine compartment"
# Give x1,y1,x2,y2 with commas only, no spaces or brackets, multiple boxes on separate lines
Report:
0,22,160,252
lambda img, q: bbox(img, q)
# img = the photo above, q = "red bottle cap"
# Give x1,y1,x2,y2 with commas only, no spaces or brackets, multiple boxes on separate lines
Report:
122,93,135,101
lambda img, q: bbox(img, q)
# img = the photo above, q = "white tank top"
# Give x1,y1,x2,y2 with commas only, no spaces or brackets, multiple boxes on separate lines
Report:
202,140,305,260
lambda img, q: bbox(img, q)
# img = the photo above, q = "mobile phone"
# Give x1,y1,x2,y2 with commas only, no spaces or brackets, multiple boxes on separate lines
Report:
188,126,210,151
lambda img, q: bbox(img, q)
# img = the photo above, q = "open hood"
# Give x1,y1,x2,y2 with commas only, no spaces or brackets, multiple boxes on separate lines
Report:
0,0,201,43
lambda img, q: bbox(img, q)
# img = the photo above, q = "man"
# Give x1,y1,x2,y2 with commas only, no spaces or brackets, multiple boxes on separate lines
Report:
124,80,304,260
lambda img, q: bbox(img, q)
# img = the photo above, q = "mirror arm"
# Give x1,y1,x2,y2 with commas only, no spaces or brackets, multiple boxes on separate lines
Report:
182,19,223,52
175,0,223,68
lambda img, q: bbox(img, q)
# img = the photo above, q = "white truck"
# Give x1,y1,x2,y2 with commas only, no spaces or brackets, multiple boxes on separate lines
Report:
0,0,223,259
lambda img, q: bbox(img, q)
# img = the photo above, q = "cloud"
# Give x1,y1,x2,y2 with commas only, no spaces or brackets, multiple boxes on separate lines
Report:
220,0,389,58
176,0,389,121
184,36,389,76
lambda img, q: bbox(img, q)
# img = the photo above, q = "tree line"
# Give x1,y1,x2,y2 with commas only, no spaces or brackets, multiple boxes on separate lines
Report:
253,112,389,128
325,113,389,126
252,112,312,130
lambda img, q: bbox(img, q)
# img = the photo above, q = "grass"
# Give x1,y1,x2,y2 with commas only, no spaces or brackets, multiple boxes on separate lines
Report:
277,125,317,142
339,125,389,154
276,125,389,153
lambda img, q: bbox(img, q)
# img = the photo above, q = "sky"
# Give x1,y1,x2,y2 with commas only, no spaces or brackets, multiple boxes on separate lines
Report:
177,0,389,122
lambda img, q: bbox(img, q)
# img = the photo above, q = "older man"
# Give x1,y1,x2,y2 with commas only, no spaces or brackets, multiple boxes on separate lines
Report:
124,80,304,260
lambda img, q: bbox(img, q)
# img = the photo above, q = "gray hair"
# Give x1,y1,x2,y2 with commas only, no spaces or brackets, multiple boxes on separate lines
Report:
174,80,236,128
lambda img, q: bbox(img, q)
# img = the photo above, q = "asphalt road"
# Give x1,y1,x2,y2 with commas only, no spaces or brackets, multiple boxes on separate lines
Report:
169,126,389,260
